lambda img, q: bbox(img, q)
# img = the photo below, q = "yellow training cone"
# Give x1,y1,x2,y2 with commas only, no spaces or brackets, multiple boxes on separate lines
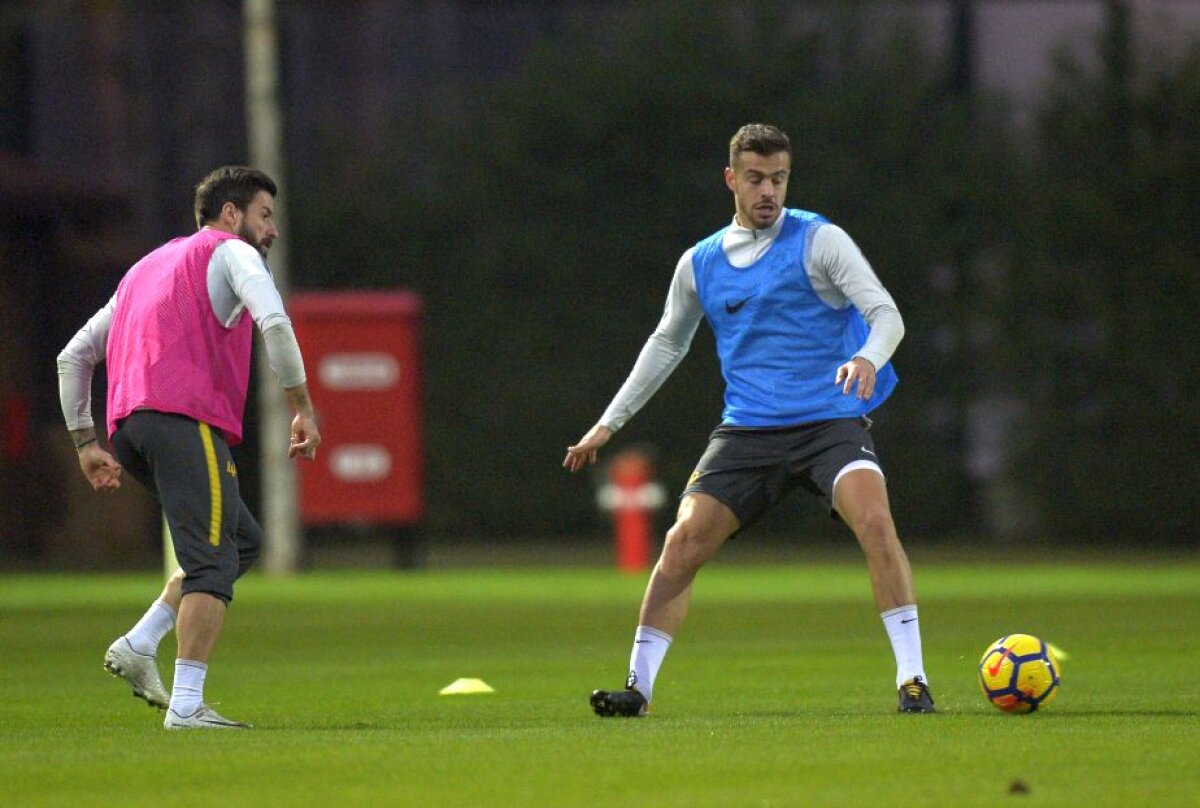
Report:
439,678,495,695
1047,642,1070,663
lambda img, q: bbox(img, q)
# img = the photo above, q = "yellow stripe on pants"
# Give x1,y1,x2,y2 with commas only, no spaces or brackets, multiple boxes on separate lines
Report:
198,423,222,546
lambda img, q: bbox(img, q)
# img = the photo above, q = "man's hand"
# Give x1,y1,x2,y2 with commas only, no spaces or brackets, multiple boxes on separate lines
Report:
288,412,321,460
78,444,122,491
563,424,613,473
835,356,877,400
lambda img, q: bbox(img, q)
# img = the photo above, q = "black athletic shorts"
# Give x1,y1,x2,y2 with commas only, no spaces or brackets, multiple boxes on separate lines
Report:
681,416,883,529
111,410,262,604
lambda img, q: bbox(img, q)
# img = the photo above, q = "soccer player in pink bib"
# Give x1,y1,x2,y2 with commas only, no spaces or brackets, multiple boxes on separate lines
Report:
58,167,321,729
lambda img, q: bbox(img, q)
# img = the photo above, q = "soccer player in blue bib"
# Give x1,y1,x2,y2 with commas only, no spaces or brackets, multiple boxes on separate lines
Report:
564,124,933,715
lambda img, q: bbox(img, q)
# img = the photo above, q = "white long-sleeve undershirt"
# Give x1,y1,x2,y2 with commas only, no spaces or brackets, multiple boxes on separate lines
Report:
57,237,305,431
598,216,904,432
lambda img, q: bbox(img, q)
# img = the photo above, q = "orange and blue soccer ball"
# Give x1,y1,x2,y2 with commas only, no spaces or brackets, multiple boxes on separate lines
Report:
978,633,1061,713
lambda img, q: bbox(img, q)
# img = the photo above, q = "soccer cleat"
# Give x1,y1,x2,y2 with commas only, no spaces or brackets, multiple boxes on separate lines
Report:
103,637,169,710
898,676,936,713
590,688,648,717
163,704,250,730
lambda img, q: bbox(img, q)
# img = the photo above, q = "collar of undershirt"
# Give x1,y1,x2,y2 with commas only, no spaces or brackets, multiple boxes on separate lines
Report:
728,210,785,242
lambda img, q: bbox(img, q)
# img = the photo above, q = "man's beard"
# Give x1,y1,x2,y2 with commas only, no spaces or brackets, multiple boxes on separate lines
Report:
238,224,270,258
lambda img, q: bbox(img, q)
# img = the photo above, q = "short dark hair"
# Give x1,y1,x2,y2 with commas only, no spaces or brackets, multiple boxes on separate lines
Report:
729,124,791,167
193,166,278,227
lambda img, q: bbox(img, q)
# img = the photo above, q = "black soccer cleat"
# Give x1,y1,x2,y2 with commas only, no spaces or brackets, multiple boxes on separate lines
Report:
590,688,648,717
898,676,936,713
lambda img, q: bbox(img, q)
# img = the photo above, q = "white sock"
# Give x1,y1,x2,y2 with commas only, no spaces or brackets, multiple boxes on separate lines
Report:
881,605,927,687
124,599,176,656
627,625,672,703
170,659,207,716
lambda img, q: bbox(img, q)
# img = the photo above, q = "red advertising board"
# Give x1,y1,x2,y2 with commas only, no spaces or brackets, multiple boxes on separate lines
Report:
289,291,423,525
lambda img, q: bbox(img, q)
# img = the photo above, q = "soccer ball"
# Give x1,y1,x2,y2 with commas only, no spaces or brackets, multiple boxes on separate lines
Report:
978,633,1061,713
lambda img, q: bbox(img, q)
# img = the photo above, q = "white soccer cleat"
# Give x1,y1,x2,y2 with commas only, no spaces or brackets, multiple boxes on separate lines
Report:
103,637,169,710
163,704,250,730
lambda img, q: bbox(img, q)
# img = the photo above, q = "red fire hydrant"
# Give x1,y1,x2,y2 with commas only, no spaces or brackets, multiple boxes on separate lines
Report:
597,448,667,573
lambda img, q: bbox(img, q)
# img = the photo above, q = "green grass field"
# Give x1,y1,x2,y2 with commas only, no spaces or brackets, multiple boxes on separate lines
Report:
2,558,1197,806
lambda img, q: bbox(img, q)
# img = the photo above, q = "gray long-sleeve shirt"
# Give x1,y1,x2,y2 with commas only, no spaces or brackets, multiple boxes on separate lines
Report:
599,214,904,431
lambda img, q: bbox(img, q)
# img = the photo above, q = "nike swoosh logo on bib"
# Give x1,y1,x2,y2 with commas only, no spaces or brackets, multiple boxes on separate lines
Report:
725,295,756,314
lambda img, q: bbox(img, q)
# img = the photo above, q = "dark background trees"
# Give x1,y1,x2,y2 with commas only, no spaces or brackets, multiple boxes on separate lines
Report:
3,1,1196,565
291,2,1200,546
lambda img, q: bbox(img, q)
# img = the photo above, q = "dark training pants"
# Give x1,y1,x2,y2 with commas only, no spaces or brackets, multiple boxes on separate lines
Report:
111,410,262,603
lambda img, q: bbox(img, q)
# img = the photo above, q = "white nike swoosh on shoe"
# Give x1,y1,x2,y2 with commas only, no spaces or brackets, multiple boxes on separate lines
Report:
192,714,239,726
164,705,250,729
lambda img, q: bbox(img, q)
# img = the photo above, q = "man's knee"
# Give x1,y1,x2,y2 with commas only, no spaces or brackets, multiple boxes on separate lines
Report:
660,520,722,575
237,531,262,579
178,543,240,604
234,505,263,579
180,572,234,605
236,550,259,580
855,508,896,542
852,508,908,566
